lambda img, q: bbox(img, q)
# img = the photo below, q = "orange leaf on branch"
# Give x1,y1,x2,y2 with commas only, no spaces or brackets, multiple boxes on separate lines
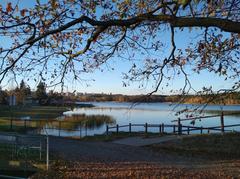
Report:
6,2,12,13
20,9,26,17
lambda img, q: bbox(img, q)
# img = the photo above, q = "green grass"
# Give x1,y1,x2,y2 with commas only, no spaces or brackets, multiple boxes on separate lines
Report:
149,132,240,160
0,105,115,133
0,105,69,120
0,105,69,132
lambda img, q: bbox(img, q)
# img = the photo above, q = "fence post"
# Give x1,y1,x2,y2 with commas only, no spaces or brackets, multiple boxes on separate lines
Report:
200,126,203,134
187,127,190,135
46,135,49,170
129,123,131,133
220,112,224,133
178,118,182,135
24,119,26,130
106,125,109,135
58,121,61,137
116,124,119,134
173,125,176,134
40,140,42,160
79,125,82,138
162,123,164,133
159,124,162,134
145,123,148,134
10,119,13,130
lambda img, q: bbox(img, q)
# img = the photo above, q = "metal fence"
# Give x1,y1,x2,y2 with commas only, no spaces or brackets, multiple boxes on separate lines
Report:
0,132,49,178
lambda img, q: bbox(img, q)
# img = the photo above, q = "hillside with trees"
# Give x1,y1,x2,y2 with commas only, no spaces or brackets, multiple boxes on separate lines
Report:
1,80,240,105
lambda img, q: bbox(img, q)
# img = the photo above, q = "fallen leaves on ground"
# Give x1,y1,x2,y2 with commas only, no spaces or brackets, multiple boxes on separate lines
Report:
32,161,233,179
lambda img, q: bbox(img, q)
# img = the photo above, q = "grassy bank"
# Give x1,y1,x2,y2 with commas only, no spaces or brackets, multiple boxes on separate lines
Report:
0,105,69,120
149,132,240,160
0,105,69,132
0,105,113,133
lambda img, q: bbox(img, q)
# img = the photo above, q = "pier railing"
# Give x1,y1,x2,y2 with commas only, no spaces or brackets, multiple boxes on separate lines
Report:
1,112,240,138
106,112,240,135
106,122,240,135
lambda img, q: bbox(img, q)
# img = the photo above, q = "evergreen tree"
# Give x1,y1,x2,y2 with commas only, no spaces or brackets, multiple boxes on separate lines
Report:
35,81,48,105
15,80,31,104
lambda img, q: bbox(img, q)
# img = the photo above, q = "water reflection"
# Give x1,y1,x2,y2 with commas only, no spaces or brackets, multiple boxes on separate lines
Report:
41,102,240,136
60,114,115,130
45,114,115,131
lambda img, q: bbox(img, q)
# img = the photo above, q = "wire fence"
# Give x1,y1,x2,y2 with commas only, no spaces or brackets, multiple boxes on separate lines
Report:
0,132,49,178
1,112,240,138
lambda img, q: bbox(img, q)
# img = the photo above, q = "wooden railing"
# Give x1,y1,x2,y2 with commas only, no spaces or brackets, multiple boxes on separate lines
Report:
106,122,240,135
106,113,240,135
2,112,240,137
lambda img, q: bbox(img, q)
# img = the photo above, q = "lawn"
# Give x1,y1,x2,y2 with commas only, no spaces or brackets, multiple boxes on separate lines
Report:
0,105,69,120
0,105,69,132
148,132,240,160
0,105,112,133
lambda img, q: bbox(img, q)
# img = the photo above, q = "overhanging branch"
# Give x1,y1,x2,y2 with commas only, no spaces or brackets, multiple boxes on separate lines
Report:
27,14,240,47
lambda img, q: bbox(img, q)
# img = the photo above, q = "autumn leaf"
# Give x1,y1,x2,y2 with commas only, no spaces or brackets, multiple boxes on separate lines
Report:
6,2,12,13
51,0,58,10
20,9,26,17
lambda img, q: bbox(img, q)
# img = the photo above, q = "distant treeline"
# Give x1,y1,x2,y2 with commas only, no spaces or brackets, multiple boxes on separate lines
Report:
179,92,240,105
1,80,240,105
76,92,240,105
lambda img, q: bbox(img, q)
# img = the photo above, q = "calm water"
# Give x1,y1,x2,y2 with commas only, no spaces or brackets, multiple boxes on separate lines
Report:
43,102,240,137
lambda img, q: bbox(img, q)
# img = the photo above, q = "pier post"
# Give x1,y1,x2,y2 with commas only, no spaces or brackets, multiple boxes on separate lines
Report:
145,123,148,134
162,123,164,133
106,125,109,135
58,121,61,137
178,118,182,135
220,112,224,133
116,124,119,134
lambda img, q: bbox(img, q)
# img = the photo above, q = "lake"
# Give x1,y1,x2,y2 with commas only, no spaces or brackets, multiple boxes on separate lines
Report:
42,102,240,137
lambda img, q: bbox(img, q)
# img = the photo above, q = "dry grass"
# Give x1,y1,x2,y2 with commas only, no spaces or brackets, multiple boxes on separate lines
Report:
148,132,240,160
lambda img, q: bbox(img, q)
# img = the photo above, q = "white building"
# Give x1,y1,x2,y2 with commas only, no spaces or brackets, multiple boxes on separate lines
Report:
8,95,16,106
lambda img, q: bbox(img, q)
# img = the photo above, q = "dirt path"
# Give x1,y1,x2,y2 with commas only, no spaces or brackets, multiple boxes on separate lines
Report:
48,136,204,166
37,136,238,178
3,134,233,178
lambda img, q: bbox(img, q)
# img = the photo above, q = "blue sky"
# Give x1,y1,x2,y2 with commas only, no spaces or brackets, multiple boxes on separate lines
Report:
0,0,234,95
